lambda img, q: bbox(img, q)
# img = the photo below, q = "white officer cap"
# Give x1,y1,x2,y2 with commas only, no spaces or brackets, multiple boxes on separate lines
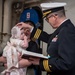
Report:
40,2,67,18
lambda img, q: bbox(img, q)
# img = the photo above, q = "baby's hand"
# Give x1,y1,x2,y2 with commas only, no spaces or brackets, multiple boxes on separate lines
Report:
20,41,28,48
24,35,28,40
21,35,29,48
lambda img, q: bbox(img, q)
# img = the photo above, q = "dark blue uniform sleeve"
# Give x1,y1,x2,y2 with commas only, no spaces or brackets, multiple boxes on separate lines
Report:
31,28,52,43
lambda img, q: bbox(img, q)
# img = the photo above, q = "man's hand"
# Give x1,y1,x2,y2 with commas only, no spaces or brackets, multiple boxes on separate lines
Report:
16,22,33,32
29,57,40,65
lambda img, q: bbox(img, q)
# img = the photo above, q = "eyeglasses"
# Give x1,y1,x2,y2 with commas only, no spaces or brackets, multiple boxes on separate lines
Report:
45,14,58,22
45,15,53,22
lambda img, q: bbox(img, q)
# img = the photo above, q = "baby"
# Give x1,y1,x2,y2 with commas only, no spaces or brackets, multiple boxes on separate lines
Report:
1,26,29,75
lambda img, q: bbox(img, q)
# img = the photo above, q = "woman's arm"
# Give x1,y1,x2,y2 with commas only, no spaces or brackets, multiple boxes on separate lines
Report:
0,56,6,63
18,59,32,68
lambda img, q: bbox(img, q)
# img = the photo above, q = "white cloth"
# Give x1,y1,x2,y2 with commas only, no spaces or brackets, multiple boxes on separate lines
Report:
11,26,21,39
2,26,27,75
2,40,27,75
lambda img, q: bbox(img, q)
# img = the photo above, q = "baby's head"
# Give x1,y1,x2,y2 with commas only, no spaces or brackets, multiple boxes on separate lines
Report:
11,21,35,40
11,26,24,39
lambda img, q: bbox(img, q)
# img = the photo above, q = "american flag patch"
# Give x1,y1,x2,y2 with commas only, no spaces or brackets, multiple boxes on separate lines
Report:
52,35,58,42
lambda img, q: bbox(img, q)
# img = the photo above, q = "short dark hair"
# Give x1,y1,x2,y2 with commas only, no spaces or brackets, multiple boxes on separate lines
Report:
24,20,35,28
52,9,66,18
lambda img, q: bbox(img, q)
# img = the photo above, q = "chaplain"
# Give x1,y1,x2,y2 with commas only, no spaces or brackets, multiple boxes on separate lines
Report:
17,2,75,75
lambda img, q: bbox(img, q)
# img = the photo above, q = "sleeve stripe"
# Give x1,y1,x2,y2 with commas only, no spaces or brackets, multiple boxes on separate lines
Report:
32,29,41,41
43,60,52,72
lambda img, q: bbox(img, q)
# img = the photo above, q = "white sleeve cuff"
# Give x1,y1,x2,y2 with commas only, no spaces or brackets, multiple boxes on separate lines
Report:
30,27,34,33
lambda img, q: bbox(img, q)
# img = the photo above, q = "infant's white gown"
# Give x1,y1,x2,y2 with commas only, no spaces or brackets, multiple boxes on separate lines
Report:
1,26,27,75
